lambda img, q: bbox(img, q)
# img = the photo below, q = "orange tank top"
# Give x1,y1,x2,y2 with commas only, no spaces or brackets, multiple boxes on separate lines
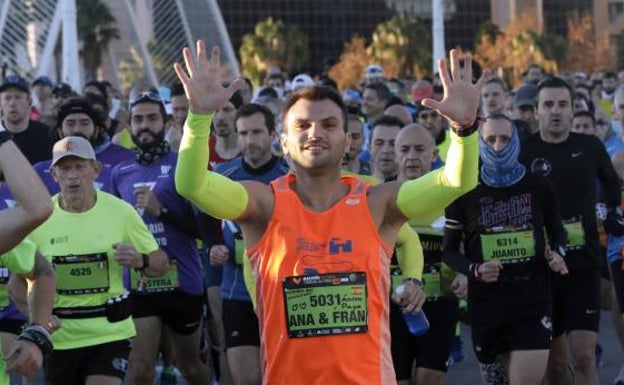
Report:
247,173,396,385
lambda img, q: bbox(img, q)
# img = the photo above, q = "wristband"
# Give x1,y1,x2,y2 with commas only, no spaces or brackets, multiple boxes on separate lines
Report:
138,254,150,271
403,278,422,287
17,324,53,358
452,117,482,137
470,263,483,281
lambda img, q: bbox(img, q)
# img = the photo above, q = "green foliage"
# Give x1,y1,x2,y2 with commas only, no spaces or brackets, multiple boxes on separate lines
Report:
474,20,502,46
239,17,309,86
475,12,563,87
367,15,431,78
77,0,120,80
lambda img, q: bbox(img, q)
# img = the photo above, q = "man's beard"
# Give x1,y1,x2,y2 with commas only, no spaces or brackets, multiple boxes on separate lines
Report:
131,129,166,150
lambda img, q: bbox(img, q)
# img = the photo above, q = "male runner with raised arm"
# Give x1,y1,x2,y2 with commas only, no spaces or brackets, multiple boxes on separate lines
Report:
175,41,486,385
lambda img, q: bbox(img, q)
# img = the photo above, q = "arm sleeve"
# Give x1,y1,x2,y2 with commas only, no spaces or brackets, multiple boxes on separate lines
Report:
596,139,622,209
541,177,568,250
395,224,423,280
397,131,478,220
175,112,249,220
442,201,473,276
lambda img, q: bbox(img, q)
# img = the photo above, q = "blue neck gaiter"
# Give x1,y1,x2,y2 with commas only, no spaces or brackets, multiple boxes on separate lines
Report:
479,125,525,188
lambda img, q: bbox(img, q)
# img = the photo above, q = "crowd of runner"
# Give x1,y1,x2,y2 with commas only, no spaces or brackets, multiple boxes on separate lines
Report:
2,38,624,385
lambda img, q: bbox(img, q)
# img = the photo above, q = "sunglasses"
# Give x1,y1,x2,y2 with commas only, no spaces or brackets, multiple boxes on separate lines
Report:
129,91,163,108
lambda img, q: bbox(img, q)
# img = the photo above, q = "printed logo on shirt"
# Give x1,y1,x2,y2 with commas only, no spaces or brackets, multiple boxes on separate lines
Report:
530,157,552,176
4,199,15,208
50,236,69,245
296,237,353,255
160,165,172,175
329,238,352,254
111,358,128,373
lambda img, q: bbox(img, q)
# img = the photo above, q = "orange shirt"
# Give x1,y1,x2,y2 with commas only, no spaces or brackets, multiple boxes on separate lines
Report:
247,174,396,385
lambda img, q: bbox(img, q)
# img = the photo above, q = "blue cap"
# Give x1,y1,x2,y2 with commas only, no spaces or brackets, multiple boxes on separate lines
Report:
0,75,30,94
32,76,54,88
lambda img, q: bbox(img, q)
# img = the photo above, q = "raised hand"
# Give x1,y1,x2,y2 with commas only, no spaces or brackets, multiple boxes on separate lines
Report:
421,50,490,127
173,40,245,115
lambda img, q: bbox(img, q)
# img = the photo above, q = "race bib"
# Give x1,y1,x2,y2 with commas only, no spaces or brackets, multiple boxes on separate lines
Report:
563,219,585,250
130,259,179,292
422,263,443,300
53,253,110,295
480,230,536,263
282,272,368,338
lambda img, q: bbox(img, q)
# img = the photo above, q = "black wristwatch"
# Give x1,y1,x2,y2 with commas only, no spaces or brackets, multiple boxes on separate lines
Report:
0,131,13,147
452,118,482,137
139,254,150,271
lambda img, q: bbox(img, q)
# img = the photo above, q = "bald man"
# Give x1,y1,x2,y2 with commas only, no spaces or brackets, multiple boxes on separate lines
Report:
392,123,463,385
385,104,413,127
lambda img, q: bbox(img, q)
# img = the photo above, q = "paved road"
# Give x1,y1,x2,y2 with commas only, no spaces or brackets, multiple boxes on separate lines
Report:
16,310,624,385
445,310,622,384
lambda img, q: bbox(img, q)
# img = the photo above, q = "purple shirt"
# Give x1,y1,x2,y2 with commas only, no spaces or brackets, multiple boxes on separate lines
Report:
33,142,134,195
111,151,203,295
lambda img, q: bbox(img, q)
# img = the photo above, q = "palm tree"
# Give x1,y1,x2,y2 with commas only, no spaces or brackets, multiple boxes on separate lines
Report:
239,17,309,86
77,0,120,81
367,15,432,79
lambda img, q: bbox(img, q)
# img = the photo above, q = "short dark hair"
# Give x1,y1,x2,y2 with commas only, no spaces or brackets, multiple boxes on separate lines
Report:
573,110,595,125
370,114,404,138
235,103,276,134
83,80,107,97
170,82,185,97
365,82,392,103
317,76,337,90
347,114,363,130
484,113,518,136
386,96,404,108
484,77,508,92
243,77,253,92
84,91,109,113
283,86,348,133
604,71,618,80
536,76,573,103
55,97,107,142
258,86,279,99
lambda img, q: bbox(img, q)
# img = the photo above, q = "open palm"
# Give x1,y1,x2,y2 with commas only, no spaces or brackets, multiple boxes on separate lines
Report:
421,50,490,127
173,40,245,115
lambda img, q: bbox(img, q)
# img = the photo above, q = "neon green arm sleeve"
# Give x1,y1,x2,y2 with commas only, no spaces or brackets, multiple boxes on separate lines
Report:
395,223,423,280
175,111,249,220
243,254,257,309
397,131,478,220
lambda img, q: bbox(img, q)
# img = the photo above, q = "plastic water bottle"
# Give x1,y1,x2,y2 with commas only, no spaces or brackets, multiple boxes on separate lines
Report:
395,284,430,336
